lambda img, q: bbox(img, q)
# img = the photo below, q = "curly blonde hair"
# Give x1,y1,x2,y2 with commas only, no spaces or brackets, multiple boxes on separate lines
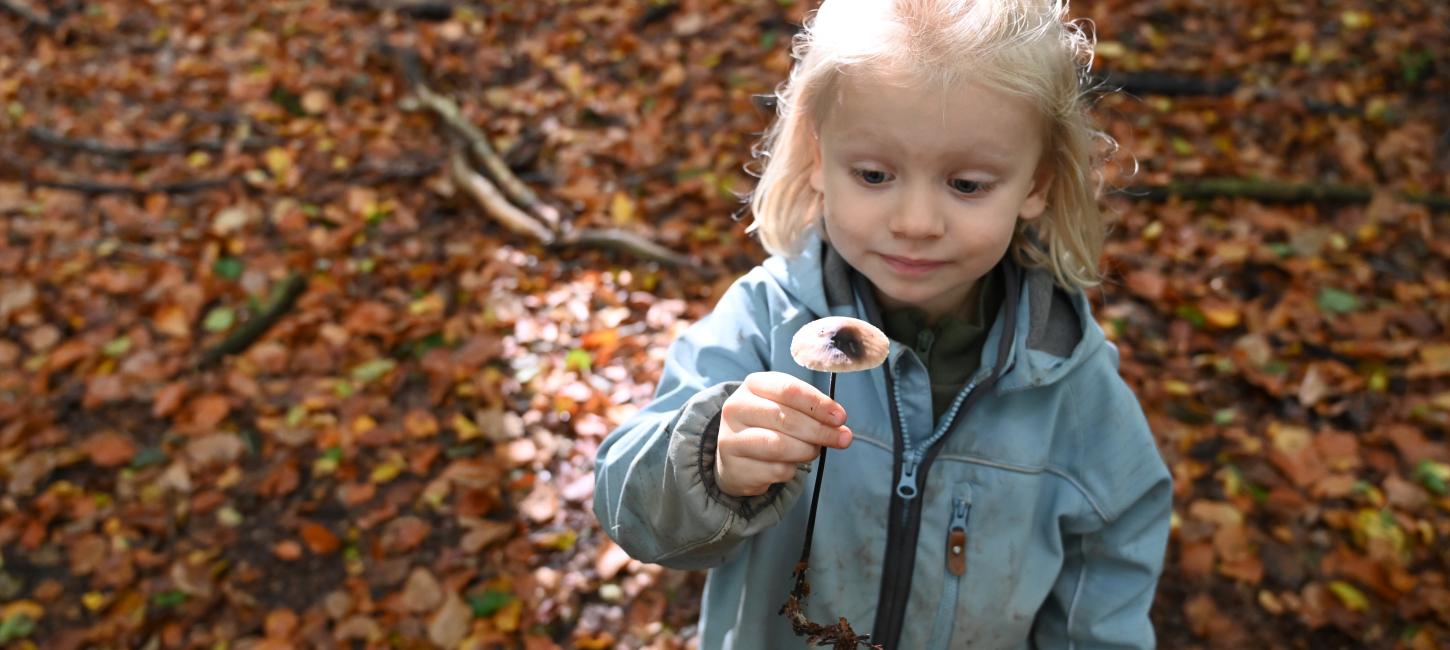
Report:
746,0,1112,289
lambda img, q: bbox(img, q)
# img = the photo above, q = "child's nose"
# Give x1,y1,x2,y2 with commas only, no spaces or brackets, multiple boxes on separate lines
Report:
888,185,945,239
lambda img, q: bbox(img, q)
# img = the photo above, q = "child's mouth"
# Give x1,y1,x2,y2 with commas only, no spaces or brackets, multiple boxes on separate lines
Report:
879,253,946,275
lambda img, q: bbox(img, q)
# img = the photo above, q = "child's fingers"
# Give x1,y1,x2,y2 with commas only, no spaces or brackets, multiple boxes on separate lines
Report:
723,426,835,464
742,371,847,426
715,455,800,496
724,389,851,450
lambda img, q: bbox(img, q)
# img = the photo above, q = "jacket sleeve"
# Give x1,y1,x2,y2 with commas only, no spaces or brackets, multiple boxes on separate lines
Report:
591,274,808,570
1033,357,1173,649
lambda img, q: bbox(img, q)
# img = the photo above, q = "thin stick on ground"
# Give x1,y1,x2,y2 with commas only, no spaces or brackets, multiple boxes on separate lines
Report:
197,272,309,369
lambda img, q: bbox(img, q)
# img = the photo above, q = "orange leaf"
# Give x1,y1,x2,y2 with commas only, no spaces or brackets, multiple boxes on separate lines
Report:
154,304,192,338
299,521,340,555
80,431,136,468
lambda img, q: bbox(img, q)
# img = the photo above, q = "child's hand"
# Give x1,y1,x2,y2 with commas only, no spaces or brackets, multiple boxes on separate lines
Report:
714,372,853,497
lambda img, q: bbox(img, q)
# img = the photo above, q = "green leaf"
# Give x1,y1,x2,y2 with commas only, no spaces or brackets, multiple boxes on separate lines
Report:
1317,287,1360,314
153,589,188,609
0,613,35,643
468,590,514,618
103,336,131,357
203,307,236,332
1414,459,1449,496
1175,304,1206,329
1328,580,1370,612
350,358,396,384
213,257,244,280
565,348,593,374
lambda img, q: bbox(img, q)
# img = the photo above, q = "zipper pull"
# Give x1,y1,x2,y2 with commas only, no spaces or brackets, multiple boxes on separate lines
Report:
895,451,921,499
947,497,969,577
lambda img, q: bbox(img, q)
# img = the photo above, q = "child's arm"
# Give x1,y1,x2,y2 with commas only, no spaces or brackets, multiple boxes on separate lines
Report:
592,276,812,570
1032,378,1173,649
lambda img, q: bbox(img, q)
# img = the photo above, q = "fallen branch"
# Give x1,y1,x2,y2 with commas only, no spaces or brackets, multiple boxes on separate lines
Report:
386,44,561,230
0,0,57,29
197,272,309,369
449,148,556,244
554,227,715,277
335,0,454,21
1114,178,1450,211
27,126,277,158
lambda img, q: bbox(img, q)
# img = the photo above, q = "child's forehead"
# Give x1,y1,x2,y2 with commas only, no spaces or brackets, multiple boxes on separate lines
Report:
817,72,1044,158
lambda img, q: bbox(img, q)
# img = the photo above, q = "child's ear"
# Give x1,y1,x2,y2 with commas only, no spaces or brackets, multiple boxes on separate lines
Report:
1019,163,1053,221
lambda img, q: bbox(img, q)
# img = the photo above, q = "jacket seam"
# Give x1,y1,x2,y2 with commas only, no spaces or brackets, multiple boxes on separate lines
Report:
932,453,1112,522
1065,534,1087,650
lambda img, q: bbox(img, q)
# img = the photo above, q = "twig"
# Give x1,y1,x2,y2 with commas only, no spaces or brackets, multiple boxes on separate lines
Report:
449,148,556,244
555,227,715,277
27,126,276,158
197,272,309,369
387,44,561,229
0,0,57,29
335,0,455,21
1113,178,1450,211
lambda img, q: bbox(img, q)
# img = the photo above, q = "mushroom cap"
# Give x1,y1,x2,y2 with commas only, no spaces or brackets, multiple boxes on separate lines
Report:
790,316,890,373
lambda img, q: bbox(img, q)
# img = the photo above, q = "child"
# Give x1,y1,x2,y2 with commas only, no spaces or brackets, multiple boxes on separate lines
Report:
593,0,1172,647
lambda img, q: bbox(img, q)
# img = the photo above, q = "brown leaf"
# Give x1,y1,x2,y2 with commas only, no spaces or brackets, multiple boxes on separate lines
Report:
380,516,430,553
151,381,188,418
427,591,471,648
519,482,559,523
298,521,340,555
80,430,136,468
185,394,232,431
273,540,303,561
595,540,633,581
402,567,443,613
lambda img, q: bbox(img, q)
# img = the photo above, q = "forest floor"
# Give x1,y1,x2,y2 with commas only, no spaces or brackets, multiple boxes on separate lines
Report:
1,0,1448,648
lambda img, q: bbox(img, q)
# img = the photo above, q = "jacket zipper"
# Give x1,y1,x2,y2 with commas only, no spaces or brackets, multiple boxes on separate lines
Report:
873,362,998,647
927,496,971,649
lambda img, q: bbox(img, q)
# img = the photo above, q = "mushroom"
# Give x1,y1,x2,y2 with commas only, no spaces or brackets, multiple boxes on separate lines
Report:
781,317,889,648
790,316,890,374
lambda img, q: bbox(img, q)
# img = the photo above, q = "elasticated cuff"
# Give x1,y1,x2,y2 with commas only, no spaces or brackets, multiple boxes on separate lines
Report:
667,380,787,520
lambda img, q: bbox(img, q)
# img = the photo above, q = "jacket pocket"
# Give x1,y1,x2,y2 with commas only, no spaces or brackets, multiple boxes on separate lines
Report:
927,482,973,650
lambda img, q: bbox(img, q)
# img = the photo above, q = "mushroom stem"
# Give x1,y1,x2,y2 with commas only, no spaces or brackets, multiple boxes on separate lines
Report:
794,372,836,593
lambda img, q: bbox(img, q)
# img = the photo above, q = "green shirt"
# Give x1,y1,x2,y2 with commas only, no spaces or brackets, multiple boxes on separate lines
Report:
880,270,1003,422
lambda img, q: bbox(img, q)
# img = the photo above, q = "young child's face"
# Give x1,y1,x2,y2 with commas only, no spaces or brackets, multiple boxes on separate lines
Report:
810,73,1051,322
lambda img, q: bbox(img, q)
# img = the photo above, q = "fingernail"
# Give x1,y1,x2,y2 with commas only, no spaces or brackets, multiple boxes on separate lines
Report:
837,428,852,448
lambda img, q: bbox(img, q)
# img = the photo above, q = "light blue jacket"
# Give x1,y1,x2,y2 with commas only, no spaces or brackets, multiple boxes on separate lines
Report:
593,236,1171,649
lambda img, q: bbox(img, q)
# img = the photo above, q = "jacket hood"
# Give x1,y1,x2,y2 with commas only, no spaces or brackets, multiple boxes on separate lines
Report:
760,230,1107,392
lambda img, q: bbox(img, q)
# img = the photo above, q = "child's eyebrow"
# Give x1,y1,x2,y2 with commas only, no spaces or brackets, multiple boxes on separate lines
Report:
833,132,1017,172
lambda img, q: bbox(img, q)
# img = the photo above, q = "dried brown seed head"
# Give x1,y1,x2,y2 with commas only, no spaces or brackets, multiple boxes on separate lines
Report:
790,317,889,373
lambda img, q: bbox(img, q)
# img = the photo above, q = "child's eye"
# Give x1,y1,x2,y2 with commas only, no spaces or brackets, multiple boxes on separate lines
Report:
851,168,892,185
950,178,989,195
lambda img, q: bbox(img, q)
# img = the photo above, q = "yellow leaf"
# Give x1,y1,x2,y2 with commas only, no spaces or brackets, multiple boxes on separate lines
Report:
609,192,635,226
82,591,108,612
1163,380,1192,396
452,413,481,441
370,462,402,484
264,147,292,178
352,415,377,434
1201,303,1241,329
1327,580,1369,612
491,599,523,633
1,599,43,621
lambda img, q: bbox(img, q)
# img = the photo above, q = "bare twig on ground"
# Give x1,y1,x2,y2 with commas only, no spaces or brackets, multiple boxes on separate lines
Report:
0,0,57,29
197,272,309,369
1114,178,1450,211
449,148,557,244
27,126,277,158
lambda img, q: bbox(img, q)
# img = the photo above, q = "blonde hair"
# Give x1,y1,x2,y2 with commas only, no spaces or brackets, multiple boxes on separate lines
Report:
745,0,1111,289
